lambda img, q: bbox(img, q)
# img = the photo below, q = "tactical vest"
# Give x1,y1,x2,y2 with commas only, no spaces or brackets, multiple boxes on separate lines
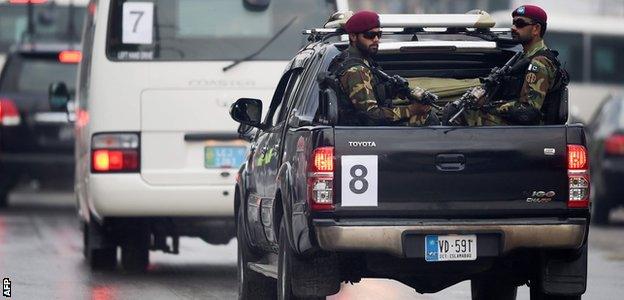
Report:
496,49,569,125
328,51,392,126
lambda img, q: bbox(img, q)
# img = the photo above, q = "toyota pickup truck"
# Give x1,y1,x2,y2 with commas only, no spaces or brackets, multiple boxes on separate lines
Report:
231,13,589,300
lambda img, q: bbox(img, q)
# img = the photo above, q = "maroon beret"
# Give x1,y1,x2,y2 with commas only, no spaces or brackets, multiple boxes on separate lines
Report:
512,5,547,24
344,10,380,34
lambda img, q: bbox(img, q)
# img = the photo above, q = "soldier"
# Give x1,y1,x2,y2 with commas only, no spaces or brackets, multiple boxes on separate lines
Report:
331,10,438,126
465,5,567,126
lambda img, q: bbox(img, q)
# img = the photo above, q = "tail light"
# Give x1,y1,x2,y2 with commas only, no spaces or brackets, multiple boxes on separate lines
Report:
0,98,21,126
59,50,82,64
9,0,48,4
567,145,590,208
604,134,624,156
307,147,334,211
91,133,140,173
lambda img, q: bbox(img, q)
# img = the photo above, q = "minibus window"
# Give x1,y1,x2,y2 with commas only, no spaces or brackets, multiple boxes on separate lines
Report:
547,32,584,83
591,35,624,84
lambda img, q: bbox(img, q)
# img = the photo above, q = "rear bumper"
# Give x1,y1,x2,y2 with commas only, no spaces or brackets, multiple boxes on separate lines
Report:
314,218,587,257
89,174,234,218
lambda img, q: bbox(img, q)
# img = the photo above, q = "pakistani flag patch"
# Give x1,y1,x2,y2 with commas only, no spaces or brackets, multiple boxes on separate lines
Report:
528,63,540,72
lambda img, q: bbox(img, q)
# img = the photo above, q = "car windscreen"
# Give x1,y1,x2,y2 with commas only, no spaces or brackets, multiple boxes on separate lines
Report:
0,4,85,53
106,0,335,61
0,55,77,94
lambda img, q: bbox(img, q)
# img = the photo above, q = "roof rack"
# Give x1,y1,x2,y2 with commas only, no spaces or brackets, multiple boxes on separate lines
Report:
305,10,515,45
325,11,496,30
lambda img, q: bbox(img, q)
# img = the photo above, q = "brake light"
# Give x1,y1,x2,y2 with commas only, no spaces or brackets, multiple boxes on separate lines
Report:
0,98,21,126
567,145,590,208
605,134,624,156
59,50,82,64
91,133,140,173
308,147,335,211
9,0,47,4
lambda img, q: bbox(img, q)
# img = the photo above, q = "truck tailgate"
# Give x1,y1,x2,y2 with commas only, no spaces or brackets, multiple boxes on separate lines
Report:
333,126,569,217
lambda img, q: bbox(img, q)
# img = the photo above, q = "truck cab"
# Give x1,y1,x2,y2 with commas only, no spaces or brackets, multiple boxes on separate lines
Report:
232,12,589,300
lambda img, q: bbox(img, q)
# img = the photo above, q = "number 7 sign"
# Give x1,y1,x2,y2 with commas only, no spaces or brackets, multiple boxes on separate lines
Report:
122,2,154,44
341,155,378,207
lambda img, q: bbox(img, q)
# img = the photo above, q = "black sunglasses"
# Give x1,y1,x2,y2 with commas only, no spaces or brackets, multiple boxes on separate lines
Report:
512,18,537,28
361,31,382,40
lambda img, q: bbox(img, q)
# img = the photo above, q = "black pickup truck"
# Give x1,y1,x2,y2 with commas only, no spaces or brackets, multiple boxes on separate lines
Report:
230,28,589,300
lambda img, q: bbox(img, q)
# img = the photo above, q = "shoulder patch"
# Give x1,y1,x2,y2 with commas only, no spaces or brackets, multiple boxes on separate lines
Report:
525,72,537,84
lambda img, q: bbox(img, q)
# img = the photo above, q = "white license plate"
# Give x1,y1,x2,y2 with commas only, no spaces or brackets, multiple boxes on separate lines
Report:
425,234,477,262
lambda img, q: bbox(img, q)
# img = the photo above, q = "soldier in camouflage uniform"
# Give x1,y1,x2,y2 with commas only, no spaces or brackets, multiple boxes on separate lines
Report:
467,5,565,126
334,10,437,126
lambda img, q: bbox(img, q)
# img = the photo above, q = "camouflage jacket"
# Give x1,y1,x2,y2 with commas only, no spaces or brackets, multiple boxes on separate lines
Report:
337,47,431,125
482,40,557,125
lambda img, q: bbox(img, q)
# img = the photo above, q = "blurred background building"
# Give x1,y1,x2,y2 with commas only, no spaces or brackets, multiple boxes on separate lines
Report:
347,0,624,17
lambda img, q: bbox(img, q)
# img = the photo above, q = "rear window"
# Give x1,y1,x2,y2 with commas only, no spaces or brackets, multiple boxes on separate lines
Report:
0,4,86,52
0,55,77,94
106,0,335,61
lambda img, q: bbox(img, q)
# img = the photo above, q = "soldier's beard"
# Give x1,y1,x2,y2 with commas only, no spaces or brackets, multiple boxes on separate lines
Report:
355,40,378,57
512,31,532,45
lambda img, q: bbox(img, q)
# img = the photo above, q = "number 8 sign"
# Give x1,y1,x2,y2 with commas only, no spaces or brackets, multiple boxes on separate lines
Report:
341,155,378,207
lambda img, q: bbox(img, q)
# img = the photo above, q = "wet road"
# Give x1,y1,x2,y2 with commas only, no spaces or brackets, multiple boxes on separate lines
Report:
1,190,623,299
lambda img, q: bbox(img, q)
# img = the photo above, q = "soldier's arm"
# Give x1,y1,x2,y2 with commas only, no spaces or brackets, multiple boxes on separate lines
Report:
495,56,555,114
340,65,417,121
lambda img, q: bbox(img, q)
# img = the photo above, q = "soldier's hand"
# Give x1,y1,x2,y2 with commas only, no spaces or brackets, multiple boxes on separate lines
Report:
468,86,487,108
408,102,431,116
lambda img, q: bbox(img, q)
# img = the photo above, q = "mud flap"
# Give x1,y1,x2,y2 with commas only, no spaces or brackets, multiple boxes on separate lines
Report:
540,243,587,296
291,252,341,297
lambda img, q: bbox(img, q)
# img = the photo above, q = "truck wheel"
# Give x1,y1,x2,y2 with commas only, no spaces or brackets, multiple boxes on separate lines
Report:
83,221,117,270
120,229,150,272
471,278,517,300
530,285,581,300
237,208,276,300
591,196,610,225
277,219,324,300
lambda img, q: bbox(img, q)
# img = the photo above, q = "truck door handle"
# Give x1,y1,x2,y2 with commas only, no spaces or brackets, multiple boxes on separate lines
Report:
435,154,465,171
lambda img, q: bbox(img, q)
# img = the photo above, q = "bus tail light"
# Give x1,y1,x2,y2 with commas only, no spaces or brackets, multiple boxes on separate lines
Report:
91,133,140,173
307,147,334,211
568,145,590,208
0,98,21,126
59,50,82,64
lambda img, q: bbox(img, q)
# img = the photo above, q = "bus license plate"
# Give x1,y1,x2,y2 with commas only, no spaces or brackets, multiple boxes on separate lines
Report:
204,146,247,168
425,234,477,262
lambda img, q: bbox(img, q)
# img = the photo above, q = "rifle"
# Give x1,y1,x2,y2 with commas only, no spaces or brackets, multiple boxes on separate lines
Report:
446,50,526,124
370,67,442,110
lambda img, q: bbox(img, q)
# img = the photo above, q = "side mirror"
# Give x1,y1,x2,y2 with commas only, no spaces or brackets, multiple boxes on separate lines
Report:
230,98,264,129
243,0,270,11
48,82,70,112
237,123,255,141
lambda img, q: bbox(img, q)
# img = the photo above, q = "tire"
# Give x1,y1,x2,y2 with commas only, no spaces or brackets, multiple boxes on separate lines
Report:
237,208,276,300
591,195,610,225
120,229,150,272
83,221,117,270
530,282,581,300
471,278,517,300
277,219,324,300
